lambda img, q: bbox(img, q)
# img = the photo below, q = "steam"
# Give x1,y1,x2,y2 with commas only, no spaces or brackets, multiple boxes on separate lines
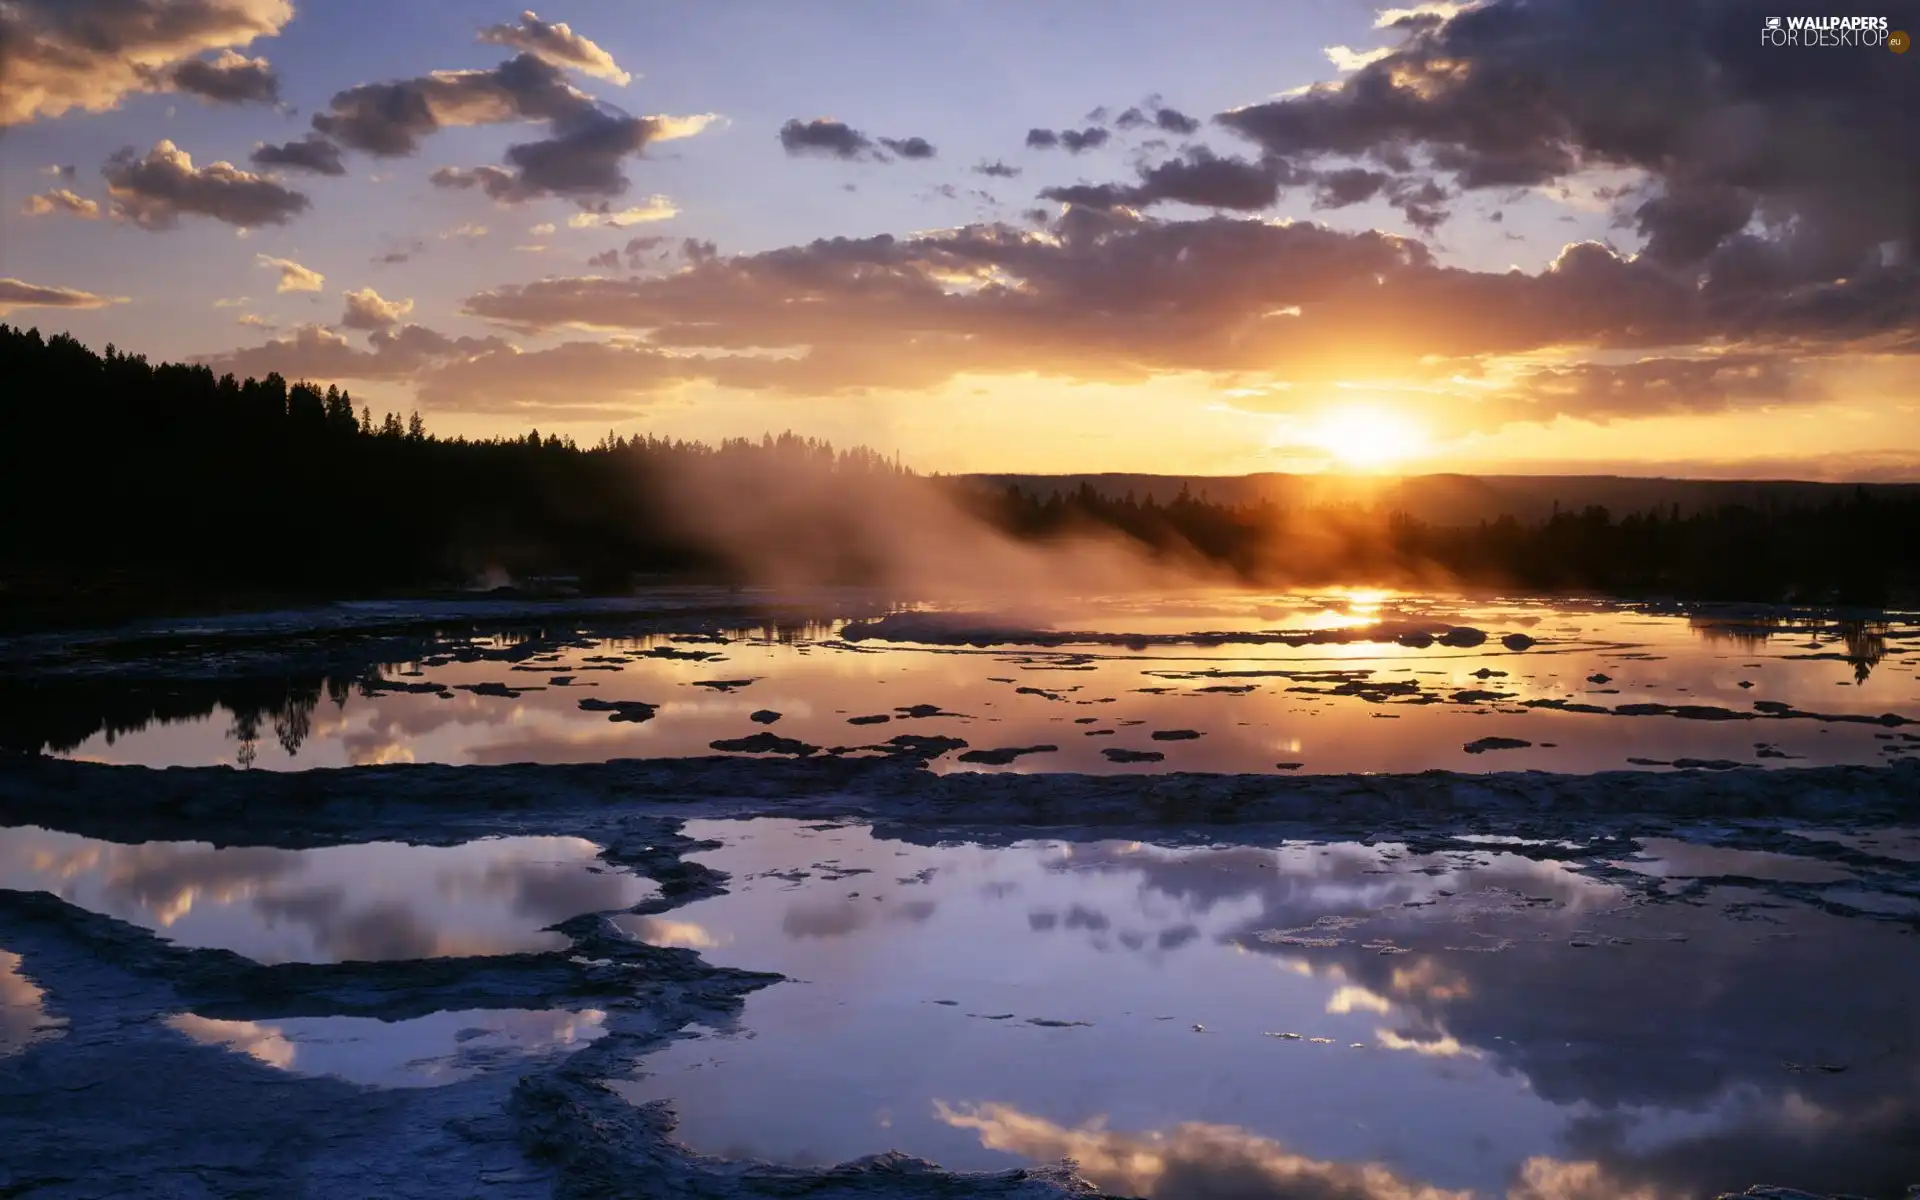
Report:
649,450,1234,608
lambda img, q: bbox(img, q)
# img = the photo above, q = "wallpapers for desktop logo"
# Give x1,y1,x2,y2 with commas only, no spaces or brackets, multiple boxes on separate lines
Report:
1759,14,1902,47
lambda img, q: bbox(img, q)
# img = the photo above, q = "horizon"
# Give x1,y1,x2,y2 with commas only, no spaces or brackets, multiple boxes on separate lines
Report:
4,1,1919,481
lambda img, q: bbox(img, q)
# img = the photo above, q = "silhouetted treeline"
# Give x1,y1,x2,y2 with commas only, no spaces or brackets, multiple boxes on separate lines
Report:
0,326,904,622
3,325,1915,623
975,482,1914,603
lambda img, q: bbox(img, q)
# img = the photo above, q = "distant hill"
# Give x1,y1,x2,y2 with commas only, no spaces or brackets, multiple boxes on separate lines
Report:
958,473,1920,524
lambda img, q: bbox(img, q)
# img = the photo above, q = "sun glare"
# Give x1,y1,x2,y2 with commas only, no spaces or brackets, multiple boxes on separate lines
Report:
1308,407,1426,470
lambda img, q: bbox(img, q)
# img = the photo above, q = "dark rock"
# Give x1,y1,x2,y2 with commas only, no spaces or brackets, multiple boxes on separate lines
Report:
578,698,659,723
1149,729,1203,741
749,710,782,725
1500,633,1536,651
1463,736,1531,754
956,745,1058,765
709,732,818,756
1439,627,1487,648
1102,748,1165,763
848,715,892,726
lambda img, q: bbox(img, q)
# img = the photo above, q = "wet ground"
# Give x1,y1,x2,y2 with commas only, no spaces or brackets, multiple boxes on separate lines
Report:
1,590,1917,1198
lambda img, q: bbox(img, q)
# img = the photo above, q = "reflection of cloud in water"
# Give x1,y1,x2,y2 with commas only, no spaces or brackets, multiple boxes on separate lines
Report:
1326,985,1392,1015
615,914,723,949
166,1014,296,1069
935,1101,1689,1200
1375,1028,1474,1058
935,1100,1474,1199
781,899,872,939
0,828,654,963
0,950,65,1057
166,1008,607,1088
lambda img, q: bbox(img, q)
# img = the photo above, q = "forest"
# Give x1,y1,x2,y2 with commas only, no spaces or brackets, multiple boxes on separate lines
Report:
2,323,1914,626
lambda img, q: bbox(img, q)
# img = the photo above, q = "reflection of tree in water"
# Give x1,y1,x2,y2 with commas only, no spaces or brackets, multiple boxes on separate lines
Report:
2,673,360,766
1836,618,1887,683
1686,614,1786,652
1687,614,1888,682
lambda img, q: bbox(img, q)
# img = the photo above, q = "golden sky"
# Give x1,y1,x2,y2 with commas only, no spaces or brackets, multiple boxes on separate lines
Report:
4,0,1918,478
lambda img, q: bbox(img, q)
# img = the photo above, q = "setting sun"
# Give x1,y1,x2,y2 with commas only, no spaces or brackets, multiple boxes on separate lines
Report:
1308,407,1427,470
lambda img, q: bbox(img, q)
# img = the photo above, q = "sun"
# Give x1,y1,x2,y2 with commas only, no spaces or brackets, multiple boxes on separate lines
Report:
1307,406,1426,470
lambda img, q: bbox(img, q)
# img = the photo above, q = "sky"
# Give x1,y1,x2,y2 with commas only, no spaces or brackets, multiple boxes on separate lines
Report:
3,0,1919,479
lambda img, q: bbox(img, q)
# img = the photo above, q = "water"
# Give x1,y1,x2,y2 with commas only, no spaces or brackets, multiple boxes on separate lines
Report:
4,591,1918,1195
611,819,1920,1197
164,1008,609,1088
0,828,657,963
19,593,1920,774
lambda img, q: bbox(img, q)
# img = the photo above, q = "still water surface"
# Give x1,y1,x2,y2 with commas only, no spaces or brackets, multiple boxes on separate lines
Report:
35,593,1920,775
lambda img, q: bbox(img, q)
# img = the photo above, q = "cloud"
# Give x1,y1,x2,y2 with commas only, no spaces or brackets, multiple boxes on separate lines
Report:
1113,105,1203,136
1324,44,1393,71
933,1102,1470,1200
1217,0,1920,277
565,196,677,228
372,238,426,265
448,203,1920,434
778,118,875,160
312,49,711,202
1040,149,1296,213
1505,353,1820,424
340,287,413,330
1027,126,1110,153
104,140,309,230
413,339,704,418
21,190,102,219
974,160,1021,178
169,49,278,104
477,9,631,84
778,119,936,163
879,135,936,160
0,0,293,126
256,254,324,293
427,111,712,204
250,134,346,177
0,278,126,315
197,323,509,383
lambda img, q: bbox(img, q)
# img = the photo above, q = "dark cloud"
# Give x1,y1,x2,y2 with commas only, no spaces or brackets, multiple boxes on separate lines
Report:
1040,149,1296,212
197,323,508,383
250,134,345,177
1131,149,1295,210
780,117,875,159
313,52,594,156
1112,102,1199,136
169,49,278,105
878,135,936,160
587,249,621,270
0,278,123,315
974,160,1020,178
1028,125,1111,154
778,119,935,163
103,139,309,230
1508,353,1818,423
1312,167,1391,208
372,238,426,266
311,50,709,204
0,0,292,126
1154,107,1201,135
1217,0,1920,277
